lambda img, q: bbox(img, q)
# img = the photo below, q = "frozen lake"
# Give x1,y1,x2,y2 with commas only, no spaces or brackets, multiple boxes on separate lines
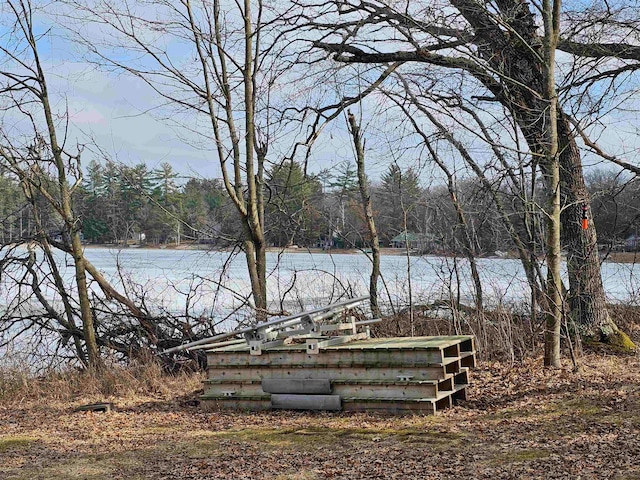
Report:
2,246,640,324
68,248,640,313
1,246,639,363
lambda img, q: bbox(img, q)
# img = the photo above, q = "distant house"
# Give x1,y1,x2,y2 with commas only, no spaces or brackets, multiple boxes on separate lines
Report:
390,231,441,251
625,234,640,251
48,229,85,244
388,232,419,249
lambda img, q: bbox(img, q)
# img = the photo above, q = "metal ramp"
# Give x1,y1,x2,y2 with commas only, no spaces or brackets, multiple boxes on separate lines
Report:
162,296,374,356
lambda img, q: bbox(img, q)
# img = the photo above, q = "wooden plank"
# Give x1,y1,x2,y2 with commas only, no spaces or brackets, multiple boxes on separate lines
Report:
208,336,475,353
461,351,476,368
204,376,471,400
74,402,112,413
207,349,445,367
330,382,438,399
201,335,476,413
204,384,262,397
452,387,468,402
323,336,475,351
443,344,460,359
342,397,436,414
270,394,342,411
206,364,448,382
261,379,331,395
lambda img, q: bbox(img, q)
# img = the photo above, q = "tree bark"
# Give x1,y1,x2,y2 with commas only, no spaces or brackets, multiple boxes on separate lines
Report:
557,116,633,348
33,18,102,367
347,112,382,318
542,0,562,367
69,231,101,367
182,0,268,320
453,0,634,351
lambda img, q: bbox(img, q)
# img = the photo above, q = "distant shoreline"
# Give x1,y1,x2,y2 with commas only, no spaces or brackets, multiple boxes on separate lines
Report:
81,243,411,256
79,244,640,263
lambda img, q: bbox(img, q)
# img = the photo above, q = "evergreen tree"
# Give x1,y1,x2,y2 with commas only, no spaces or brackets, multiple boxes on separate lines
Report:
265,160,324,247
375,164,424,245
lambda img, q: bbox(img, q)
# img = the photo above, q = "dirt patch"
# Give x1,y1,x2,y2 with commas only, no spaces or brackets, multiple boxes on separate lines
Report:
1,353,639,479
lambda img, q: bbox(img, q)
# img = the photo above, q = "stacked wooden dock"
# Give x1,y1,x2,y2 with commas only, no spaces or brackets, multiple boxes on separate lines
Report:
201,335,476,414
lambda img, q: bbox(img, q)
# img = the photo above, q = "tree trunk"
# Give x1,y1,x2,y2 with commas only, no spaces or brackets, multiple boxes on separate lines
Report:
34,31,103,368
557,116,634,349
447,0,634,350
542,0,562,367
244,234,267,320
70,230,101,368
348,112,382,318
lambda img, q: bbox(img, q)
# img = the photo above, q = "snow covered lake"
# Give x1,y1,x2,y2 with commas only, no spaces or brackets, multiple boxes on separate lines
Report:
74,248,640,314
2,246,640,323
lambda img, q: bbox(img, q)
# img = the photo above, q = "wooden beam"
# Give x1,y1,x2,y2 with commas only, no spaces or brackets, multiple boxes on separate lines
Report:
261,379,332,394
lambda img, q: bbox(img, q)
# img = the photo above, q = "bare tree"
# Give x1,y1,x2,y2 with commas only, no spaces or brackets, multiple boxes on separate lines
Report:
0,0,101,367
542,0,563,367
347,111,382,317
0,1,209,368
65,0,308,318
304,0,636,350
385,90,484,312
65,0,372,320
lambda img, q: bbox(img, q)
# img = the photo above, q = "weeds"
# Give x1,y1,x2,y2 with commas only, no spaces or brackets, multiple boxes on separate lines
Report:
0,358,203,407
372,302,539,362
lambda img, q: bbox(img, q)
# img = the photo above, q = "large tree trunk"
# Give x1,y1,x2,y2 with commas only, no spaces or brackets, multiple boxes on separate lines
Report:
448,0,634,350
514,109,634,350
557,115,634,349
514,110,634,350
466,1,635,351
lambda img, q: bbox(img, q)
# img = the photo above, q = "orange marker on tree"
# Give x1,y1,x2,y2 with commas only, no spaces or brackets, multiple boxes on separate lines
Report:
581,205,588,230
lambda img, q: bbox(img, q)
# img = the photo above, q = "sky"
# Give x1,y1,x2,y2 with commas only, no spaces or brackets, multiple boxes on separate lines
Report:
43,60,220,180
9,2,375,183
2,1,638,187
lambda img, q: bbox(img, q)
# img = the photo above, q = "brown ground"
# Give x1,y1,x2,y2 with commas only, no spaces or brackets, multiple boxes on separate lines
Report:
1,353,639,480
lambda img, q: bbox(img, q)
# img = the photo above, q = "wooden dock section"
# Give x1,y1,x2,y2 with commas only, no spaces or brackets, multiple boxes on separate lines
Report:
201,336,476,414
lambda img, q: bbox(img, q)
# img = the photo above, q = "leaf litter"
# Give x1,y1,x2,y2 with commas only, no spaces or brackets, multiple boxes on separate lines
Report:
0,353,638,479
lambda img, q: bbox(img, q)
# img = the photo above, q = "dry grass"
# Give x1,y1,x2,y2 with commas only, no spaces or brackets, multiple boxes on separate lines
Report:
373,302,640,362
0,359,204,409
609,304,640,344
1,308,638,479
372,305,539,362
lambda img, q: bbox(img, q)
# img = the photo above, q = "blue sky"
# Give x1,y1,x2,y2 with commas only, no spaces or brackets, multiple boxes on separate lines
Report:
2,1,638,186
